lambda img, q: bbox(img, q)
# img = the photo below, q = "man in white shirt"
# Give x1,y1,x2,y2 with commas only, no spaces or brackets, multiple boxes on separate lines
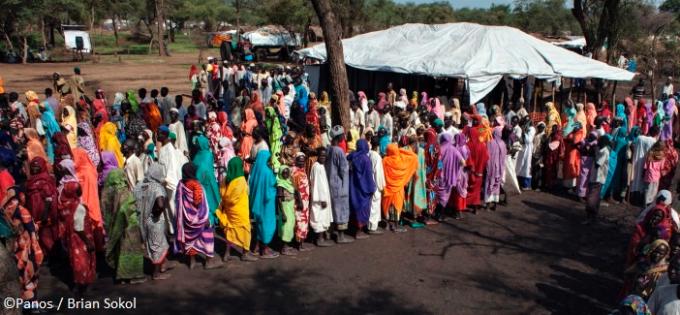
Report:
157,127,184,234
365,100,380,131
380,108,393,141
123,139,144,190
168,108,189,156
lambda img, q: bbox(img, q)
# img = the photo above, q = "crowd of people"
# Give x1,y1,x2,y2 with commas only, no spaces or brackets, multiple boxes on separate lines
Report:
1,60,680,313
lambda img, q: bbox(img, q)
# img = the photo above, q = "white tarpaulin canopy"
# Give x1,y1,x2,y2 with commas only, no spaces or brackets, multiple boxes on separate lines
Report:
296,23,635,103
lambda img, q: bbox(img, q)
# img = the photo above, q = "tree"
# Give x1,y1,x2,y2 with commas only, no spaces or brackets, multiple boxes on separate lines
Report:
571,0,625,61
311,0,351,130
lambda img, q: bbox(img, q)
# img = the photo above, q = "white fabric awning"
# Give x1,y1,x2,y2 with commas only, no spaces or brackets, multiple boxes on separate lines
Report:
296,23,634,103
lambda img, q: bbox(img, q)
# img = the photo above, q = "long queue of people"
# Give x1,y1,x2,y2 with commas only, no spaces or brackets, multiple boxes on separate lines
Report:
1,64,680,314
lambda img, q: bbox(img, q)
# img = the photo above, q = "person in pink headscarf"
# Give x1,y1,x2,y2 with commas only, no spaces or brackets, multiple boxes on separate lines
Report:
398,88,408,105
376,92,388,111
420,92,429,108
430,97,444,120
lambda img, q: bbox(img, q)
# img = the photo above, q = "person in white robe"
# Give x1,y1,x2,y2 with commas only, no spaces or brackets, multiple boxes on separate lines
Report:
123,139,145,190
368,141,385,233
309,149,334,246
168,108,189,156
157,128,184,235
516,118,536,190
630,129,657,200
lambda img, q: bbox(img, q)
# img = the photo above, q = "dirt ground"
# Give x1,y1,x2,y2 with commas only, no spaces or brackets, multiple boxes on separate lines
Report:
2,52,219,99
28,188,633,315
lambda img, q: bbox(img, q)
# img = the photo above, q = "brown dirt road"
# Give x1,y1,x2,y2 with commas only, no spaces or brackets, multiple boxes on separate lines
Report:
33,190,632,315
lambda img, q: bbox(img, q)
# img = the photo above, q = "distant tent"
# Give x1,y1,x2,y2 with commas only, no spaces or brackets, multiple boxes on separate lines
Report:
296,23,634,103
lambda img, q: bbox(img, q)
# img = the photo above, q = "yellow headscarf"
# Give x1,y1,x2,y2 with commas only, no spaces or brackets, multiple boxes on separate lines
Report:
545,102,562,135
320,91,331,107
98,122,124,167
61,105,78,148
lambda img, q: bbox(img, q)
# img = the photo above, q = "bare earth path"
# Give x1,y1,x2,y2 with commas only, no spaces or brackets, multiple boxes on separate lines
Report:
34,190,632,315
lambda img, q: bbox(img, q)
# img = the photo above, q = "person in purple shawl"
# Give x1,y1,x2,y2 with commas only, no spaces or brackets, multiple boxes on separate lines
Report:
174,162,221,270
576,132,598,200
347,139,376,239
484,126,506,210
437,133,466,220
661,98,675,141
99,151,119,186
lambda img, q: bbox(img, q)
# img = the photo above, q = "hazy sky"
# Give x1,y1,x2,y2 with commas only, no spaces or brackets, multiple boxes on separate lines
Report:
394,0,515,9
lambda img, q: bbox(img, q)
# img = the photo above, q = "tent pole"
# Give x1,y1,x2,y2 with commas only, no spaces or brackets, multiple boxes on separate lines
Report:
611,81,618,107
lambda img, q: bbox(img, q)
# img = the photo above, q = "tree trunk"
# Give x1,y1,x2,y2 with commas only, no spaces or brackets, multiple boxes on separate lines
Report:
40,18,47,51
156,0,168,56
112,14,119,48
311,0,351,130
49,22,56,47
21,36,28,64
3,32,14,50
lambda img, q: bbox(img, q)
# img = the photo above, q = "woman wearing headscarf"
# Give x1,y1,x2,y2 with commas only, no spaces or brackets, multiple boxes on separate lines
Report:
265,105,284,172
545,102,562,136
438,133,466,220
133,163,172,280
61,105,78,148
466,127,490,213
248,150,278,258
624,239,670,300
585,102,597,132
25,90,41,129
601,120,630,201
424,127,440,218
206,111,222,154
249,91,264,118
56,159,96,294
659,140,679,191
637,99,649,135
543,125,564,190
1,187,44,301
576,132,598,200
143,99,163,134
240,108,258,173
192,135,221,226
24,128,47,166
484,126,506,210
99,122,124,167
101,165,145,284
216,157,257,262
93,89,109,124
25,157,58,254
40,102,61,163
357,91,368,113
306,93,320,132
563,104,585,189
77,122,100,168
382,143,418,232
319,91,331,108
661,98,676,141
276,165,297,255
72,147,104,246
376,92,388,112
430,97,444,120
52,132,73,167
99,151,119,187
348,140,376,237
175,162,220,269
404,137,427,226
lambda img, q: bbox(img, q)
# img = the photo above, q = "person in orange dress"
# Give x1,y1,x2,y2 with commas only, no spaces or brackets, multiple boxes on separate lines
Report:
382,143,418,232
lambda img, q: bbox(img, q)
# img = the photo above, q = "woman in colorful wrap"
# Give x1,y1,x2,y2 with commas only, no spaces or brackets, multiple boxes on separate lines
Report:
2,186,44,301
277,165,297,255
216,157,258,262
101,167,145,284
382,143,418,232
192,135,221,226
56,159,96,294
175,162,221,270
348,140,377,237
248,150,279,258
